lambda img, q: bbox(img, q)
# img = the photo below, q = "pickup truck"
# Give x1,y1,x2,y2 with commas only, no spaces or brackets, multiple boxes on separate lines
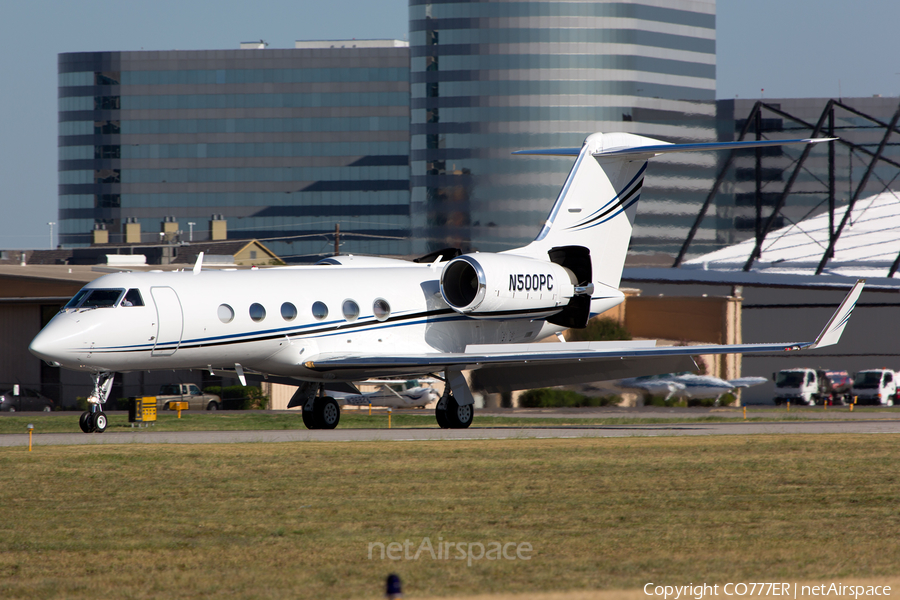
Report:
157,384,222,411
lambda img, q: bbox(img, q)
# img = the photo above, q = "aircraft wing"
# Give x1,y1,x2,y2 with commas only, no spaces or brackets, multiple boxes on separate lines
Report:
302,280,864,392
727,377,769,389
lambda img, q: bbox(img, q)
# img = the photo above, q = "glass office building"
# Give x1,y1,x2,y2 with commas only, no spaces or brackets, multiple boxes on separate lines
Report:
409,0,718,257
58,41,411,259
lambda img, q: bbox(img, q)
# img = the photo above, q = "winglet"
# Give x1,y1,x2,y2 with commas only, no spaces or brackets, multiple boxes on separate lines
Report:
807,279,865,349
193,252,204,275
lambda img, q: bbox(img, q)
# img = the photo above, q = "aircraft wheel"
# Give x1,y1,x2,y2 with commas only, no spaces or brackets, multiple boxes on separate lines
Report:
94,412,108,433
301,404,317,429
79,412,92,433
446,395,473,429
315,397,340,429
435,397,449,429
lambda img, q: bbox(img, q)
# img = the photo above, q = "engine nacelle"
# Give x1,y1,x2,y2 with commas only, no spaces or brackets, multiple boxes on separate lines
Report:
440,253,576,318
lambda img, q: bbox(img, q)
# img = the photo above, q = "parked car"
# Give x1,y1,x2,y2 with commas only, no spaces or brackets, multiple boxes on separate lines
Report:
0,386,55,412
156,383,222,411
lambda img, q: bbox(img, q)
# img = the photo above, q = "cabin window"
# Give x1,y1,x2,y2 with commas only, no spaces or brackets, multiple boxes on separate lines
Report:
217,304,235,323
312,301,328,320
281,302,297,321
342,299,360,322
249,303,266,322
373,298,391,321
121,289,144,307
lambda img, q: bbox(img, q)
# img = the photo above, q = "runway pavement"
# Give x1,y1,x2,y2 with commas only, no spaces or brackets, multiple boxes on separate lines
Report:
2,417,900,447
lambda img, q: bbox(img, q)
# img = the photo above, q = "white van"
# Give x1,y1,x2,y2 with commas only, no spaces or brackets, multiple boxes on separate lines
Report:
850,369,898,406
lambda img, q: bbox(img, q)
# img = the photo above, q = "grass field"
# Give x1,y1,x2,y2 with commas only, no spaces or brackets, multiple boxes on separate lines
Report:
1,435,899,599
0,406,895,435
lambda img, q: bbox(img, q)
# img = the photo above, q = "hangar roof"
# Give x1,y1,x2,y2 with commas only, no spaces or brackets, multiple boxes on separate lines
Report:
624,191,900,291
683,191,900,279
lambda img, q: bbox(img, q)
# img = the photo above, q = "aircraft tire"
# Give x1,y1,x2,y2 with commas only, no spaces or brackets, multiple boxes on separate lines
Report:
302,404,318,429
445,396,473,429
94,412,108,433
435,398,449,429
316,397,340,429
79,412,92,433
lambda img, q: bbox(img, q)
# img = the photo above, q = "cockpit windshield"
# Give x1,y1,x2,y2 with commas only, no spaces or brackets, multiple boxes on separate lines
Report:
63,289,90,309
64,288,125,309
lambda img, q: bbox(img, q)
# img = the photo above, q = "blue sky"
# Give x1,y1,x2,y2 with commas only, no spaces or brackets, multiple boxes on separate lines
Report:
1,0,897,249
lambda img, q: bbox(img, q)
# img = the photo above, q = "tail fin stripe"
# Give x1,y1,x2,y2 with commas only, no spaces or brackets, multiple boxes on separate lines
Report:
576,190,642,231
567,164,646,230
570,162,647,227
568,182,643,231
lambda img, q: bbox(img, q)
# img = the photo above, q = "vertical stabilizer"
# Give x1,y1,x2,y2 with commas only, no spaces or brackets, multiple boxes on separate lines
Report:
510,132,664,289
507,132,834,292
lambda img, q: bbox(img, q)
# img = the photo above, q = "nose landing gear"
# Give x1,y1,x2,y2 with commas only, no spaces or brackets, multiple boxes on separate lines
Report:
80,372,113,434
79,406,108,433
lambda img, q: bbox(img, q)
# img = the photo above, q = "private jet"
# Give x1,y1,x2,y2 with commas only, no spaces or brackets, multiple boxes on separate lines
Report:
29,132,863,433
617,373,768,403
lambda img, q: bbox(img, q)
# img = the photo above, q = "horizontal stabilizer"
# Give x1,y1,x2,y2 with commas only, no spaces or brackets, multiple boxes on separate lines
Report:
593,137,835,159
513,138,836,160
512,148,581,156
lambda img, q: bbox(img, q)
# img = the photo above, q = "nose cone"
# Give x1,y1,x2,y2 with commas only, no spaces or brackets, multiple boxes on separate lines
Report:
29,327,63,365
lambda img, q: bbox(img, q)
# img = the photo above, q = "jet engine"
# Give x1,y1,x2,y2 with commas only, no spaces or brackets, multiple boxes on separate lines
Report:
440,253,577,318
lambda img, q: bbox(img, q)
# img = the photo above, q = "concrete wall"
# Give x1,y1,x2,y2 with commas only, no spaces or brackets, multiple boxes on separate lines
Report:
623,294,742,380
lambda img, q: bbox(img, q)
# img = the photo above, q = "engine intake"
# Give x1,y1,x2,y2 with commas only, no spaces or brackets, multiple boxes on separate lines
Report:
440,253,576,318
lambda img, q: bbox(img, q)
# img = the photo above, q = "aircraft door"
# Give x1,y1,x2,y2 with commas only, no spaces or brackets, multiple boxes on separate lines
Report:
151,286,184,356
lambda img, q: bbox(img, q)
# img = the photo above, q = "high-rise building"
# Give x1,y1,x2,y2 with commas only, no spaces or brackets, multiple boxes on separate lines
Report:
57,41,411,260
408,0,718,257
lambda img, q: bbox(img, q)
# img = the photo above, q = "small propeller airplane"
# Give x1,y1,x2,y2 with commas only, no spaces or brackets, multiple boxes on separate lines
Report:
329,380,440,409
617,373,769,403
29,131,864,433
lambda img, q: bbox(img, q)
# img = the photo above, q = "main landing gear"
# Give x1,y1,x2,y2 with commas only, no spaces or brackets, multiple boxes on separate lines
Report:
434,371,475,429
302,386,340,430
80,372,113,434
434,393,474,429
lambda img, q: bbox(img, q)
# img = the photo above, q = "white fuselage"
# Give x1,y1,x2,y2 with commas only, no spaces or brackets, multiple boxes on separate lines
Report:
29,260,624,383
